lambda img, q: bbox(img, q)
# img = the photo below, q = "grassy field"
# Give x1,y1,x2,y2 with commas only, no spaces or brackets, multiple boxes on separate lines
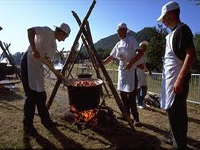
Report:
0,74,200,149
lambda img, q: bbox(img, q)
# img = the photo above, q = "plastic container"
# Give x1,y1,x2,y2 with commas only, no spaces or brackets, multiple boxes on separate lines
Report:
0,63,7,80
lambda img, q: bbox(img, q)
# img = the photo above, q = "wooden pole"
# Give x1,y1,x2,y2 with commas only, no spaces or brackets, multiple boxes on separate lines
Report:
71,11,110,97
46,0,96,110
72,12,136,132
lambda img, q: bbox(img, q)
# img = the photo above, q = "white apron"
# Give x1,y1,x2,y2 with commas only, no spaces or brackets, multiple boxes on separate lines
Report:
110,35,140,92
160,23,184,109
27,27,56,92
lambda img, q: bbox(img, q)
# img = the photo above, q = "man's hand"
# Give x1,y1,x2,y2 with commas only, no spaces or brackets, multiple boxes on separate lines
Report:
137,64,144,70
32,50,40,59
173,78,184,94
126,62,132,70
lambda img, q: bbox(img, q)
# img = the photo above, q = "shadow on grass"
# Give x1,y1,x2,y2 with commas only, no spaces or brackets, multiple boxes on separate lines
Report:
0,101,23,112
188,117,200,125
56,122,111,146
46,126,84,149
23,132,57,149
187,137,200,150
91,121,164,149
145,106,200,127
23,126,83,149
144,106,166,116
0,90,24,101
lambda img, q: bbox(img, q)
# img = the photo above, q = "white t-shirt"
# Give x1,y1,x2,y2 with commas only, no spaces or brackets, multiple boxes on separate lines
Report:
27,26,57,92
110,35,140,92
137,52,148,88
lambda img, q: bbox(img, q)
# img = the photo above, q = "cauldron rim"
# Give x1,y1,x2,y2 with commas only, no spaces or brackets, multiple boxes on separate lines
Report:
67,78,103,87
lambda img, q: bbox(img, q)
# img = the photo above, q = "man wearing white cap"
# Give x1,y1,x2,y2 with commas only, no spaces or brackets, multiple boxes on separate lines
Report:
136,41,151,109
21,23,70,135
157,1,196,149
102,22,144,127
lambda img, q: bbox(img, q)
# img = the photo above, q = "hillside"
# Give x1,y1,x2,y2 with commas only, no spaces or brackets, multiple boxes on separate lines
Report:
94,28,152,50
94,30,137,50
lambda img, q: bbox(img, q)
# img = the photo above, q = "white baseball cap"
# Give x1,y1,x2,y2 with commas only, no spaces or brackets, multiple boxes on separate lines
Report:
56,23,71,35
139,41,148,47
157,1,180,23
117,22,128,30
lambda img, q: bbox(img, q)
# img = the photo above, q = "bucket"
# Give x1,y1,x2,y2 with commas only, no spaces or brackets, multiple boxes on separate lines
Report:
6,65,15,75
0,63,7,80
67,78,103,111
77,73,93,78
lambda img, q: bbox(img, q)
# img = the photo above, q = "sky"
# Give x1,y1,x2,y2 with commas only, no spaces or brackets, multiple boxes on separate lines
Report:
0,0,200,54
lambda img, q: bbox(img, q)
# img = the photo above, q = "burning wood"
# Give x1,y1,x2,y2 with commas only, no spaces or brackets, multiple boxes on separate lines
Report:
69,105,117,131
70,105,98,129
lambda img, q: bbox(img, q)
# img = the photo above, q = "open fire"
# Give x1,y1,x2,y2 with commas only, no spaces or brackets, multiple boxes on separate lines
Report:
70,105,98,129
67,104,117,131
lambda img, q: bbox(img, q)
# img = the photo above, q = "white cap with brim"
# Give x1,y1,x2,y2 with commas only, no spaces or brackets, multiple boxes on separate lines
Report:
117,22,128,30
157,1,180,23
139,41,148,47
55,23,71,35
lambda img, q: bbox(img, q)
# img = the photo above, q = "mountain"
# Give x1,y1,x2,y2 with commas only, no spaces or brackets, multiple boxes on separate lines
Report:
94,27,154,50
94,30,137,50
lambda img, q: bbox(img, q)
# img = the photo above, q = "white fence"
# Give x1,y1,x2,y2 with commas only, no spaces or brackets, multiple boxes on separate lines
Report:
103,69,200,104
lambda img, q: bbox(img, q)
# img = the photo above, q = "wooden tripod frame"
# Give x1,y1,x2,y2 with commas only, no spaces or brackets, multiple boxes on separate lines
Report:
46,0,136,132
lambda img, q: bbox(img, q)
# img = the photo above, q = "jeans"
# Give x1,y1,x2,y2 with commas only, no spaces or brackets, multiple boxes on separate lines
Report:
137,86,147,106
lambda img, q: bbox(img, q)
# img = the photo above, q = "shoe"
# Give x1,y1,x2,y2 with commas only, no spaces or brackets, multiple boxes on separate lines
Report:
23,125,37,135
117,116,126,121
138,105,144,109
134,120,142,127
159,135,173,144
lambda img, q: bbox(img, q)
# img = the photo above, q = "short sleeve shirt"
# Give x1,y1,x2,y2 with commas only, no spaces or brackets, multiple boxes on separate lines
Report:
27,26,57,92
172,23,195,60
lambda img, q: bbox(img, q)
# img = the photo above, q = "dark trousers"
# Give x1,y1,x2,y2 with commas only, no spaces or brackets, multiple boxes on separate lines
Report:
120,90,139,122
166,78,189,150
137,86,147,106
21,52,51,126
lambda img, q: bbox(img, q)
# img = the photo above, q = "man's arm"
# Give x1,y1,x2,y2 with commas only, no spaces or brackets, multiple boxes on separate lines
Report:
173,47,196,93
126,49,144,70
102,55,114,65
27,28,40,58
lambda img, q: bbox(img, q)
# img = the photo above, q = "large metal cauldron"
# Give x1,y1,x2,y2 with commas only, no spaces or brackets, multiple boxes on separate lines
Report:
0,63,7,80
67,78,103,111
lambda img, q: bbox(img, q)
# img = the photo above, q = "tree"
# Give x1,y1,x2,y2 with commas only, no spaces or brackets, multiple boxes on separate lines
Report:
145,25,168,72
12,52,24,65
189,0,200,5
192,33,200,73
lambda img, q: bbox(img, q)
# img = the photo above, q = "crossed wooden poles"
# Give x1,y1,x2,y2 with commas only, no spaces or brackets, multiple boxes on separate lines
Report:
0,41,21,79
46,0,136,132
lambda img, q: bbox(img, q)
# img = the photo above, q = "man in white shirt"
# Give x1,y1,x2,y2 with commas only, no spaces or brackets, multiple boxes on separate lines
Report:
136,41,151,109
21,23,70,135
102,23,144,127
